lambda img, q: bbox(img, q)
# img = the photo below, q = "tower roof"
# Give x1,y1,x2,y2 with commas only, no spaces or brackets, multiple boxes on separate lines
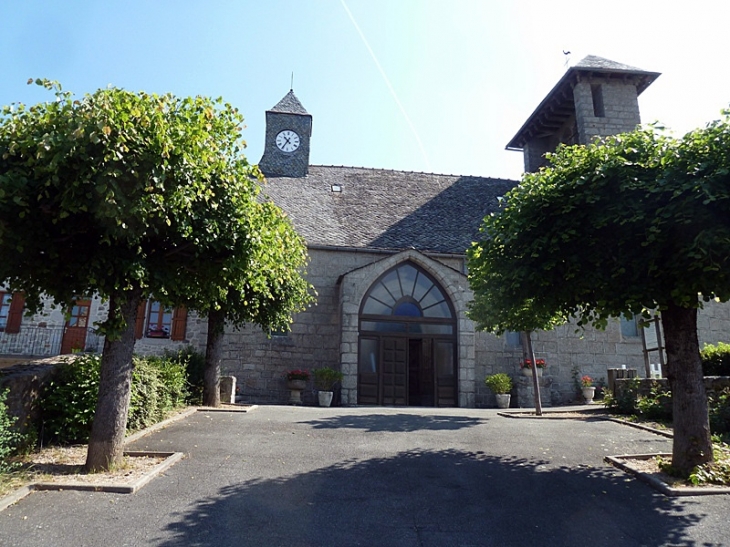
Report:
269,90,309,115
506,56,661,150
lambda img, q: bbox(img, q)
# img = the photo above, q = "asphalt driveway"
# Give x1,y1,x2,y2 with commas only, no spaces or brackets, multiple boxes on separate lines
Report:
1,406,729,546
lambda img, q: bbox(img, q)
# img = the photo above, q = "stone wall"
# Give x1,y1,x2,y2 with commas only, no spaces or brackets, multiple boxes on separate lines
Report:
221,247,382,404
0,356,69,434
573,79,641,144
614,376,730,403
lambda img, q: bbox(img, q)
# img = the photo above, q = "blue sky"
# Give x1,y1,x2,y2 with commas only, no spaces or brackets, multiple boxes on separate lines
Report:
2,1,730,181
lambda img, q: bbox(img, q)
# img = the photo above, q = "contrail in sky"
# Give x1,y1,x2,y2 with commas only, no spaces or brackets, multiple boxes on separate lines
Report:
340,0,432,172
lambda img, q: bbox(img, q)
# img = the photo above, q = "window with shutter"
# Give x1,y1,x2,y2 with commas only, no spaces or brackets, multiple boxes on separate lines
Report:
0,293,12,330
135,300,187,341
1,292,25,333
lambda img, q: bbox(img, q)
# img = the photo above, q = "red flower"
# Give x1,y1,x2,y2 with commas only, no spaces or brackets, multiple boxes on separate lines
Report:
521,358,547,369
286,369,310,381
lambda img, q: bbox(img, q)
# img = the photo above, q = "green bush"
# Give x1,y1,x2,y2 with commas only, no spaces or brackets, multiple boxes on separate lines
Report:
0,390,22,473
603,377,641,415
313,367,344,391
128,356,188,432
484,373,512,394
709,388,730,440
162,346,205,405
635,383,672,420
40,352,191,445
40,354,101,444
701,342,730,376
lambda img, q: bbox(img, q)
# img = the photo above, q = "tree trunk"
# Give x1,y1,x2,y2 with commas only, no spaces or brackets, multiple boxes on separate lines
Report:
85,288,142,472
202,307,225,407
521,330,542,416
662,302,713,477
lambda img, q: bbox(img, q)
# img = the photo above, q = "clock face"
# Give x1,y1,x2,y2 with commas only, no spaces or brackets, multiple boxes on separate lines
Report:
276,130,300,153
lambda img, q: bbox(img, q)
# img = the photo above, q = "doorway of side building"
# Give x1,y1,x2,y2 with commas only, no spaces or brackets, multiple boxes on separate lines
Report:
357,262,457,406
60,298,91,354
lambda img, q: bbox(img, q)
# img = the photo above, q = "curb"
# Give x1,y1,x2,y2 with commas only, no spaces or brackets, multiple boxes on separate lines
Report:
0,451,184,511
196,404,258,413
0,486,33,513
605,453,730,497
605,417,673,438
32,451,184,494
497,408,609,419
1,403,258,511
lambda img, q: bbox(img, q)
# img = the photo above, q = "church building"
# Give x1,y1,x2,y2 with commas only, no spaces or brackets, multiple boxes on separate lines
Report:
217,56,730,407
2,56,728,407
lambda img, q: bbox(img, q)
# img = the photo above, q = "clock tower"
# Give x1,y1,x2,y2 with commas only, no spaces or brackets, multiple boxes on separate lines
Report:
259,90,312,178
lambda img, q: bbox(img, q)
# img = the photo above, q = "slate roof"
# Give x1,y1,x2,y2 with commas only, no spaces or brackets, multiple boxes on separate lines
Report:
573,55,648,73
269,90,309,115
261,165,517,254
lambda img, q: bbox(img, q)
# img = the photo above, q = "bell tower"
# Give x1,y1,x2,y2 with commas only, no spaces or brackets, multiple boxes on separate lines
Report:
259,90,312,178
507,56,660,173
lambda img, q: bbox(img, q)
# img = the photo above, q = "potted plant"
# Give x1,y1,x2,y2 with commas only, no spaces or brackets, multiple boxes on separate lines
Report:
312,367,344,407
521,358,546,377
485,373,513,409
581,375,596,404
285,369,310,404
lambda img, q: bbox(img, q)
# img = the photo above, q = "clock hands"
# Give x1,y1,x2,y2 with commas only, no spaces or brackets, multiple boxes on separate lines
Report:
276,130,300,152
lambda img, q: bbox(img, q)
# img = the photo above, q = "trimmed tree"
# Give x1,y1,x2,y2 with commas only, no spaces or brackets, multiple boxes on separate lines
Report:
467,120,730,477
0,80,268,470
177,198,314,408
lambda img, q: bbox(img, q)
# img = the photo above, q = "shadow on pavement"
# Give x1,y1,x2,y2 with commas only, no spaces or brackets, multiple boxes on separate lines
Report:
300,413,486,432
157,448,708,547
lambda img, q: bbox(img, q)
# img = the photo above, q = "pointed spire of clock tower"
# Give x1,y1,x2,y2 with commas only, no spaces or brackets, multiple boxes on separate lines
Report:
259,90,312,178
270,90,309,115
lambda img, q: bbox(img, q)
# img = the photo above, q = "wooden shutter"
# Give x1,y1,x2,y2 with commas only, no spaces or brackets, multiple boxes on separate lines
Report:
170,306,187,341
5,293,25,334
134,301,147,340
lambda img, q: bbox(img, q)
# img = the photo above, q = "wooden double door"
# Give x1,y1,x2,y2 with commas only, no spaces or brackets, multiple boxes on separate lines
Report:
358,336,456,406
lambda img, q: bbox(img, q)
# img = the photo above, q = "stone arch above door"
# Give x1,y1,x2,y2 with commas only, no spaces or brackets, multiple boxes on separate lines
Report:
338,250,475,407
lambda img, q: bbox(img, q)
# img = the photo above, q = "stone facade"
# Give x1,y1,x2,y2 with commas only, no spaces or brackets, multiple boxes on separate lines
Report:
573,79,641,144
0,291,208,359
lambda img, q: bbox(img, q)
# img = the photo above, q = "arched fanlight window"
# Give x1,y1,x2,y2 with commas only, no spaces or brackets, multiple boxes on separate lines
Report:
361,262,453,319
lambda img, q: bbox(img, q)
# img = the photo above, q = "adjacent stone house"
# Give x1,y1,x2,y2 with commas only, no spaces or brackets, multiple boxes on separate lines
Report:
3,56,728,407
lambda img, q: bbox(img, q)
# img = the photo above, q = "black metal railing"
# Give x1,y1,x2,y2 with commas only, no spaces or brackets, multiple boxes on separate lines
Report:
0,326,103,357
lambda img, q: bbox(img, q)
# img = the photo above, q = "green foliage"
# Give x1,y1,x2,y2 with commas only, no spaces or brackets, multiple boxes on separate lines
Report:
0,80,310,466
484,373,512,394
603,377,641,415
0,81,267,331
659,441,730,485
127,357,187,432
635,383,673,421
606,382,730,439
467,122,730,333
0,390,23,473
163,346,205,405
709,388,730,439
312,367,344,391
40,354,191,444
605,379,672,420
700,342,730,376
40,355,101,444
688,443,730,486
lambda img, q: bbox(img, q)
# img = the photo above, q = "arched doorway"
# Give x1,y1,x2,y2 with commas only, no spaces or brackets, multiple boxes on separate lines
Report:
357,262,457,406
